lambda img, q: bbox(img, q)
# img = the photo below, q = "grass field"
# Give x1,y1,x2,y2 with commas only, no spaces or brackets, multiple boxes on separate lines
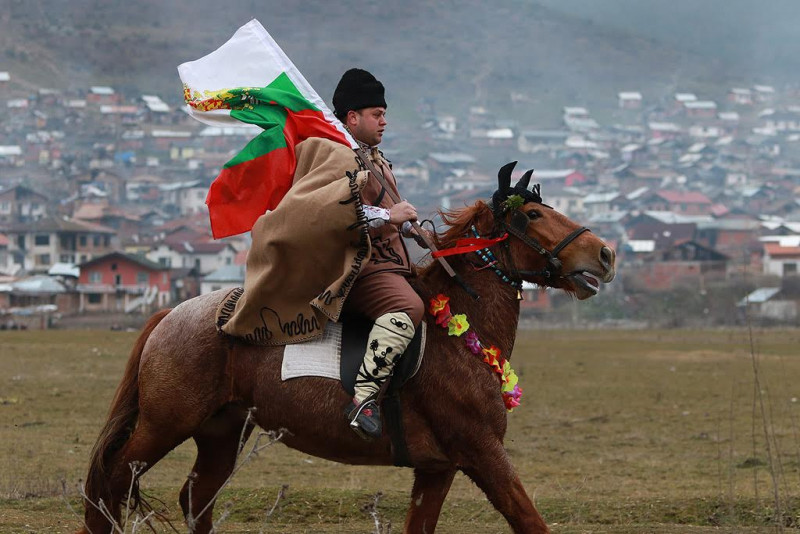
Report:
1,327,799,533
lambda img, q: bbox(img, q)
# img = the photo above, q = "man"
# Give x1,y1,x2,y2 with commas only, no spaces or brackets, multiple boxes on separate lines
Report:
332,68,426,440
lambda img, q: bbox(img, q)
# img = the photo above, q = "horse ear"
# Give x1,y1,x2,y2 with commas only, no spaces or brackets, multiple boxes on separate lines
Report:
516,169,533,190
498,161,517,191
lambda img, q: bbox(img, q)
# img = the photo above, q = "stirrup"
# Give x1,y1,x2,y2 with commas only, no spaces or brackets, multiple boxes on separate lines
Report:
347,398,382,441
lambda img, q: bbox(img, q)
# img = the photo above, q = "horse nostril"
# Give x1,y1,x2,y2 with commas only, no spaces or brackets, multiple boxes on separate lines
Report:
599,246,615,270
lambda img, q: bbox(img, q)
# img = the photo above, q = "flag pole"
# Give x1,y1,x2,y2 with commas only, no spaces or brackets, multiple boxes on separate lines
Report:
354,148,480,300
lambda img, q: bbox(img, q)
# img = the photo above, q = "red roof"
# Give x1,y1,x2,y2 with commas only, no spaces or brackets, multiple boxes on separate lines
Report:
656,190,712,204
764,243,800,257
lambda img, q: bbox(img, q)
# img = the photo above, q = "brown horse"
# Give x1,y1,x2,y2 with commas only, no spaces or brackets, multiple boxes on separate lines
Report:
79,169,615,534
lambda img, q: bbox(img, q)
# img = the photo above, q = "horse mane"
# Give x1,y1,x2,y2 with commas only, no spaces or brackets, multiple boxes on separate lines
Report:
434,200,495,250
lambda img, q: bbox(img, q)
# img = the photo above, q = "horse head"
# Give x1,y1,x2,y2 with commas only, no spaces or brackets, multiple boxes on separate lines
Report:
437,161,615,300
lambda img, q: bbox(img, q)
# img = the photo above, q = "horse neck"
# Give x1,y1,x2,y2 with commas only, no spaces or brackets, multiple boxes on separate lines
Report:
416,255,522,360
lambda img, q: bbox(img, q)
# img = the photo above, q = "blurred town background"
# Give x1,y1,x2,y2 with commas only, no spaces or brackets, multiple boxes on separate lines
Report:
1,0,799,329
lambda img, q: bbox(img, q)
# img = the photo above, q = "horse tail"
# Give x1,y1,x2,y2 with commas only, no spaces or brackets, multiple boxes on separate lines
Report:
84,308,171,508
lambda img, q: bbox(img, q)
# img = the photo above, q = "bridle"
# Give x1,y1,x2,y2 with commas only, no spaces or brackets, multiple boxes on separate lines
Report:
496,208,590,282
432,160,592,298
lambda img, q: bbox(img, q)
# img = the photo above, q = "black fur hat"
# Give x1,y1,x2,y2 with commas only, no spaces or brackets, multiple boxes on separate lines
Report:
332,68,387,121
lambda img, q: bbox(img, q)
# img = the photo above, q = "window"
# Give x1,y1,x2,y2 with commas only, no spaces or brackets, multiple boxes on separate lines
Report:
87,293,103,304
93,236,101,247
59,254,74,263
89,271,102,283
137,272,148,285
225,257,232,265
37,254,51,265
784,263,798,275
79,235,87,247
103,235,110,247
158,257,171,267
111,263,117,271
34,234,50,246
114,274,122,286
0,201,9,213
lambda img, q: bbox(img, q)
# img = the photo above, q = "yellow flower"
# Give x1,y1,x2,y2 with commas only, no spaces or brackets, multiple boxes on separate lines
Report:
447,314,470,336
501,364,518,391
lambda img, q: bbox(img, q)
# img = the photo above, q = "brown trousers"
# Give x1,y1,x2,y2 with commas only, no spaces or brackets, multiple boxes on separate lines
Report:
343,271,424,326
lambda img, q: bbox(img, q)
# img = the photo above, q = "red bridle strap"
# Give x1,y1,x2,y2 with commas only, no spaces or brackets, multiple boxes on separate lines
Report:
431,233,509,258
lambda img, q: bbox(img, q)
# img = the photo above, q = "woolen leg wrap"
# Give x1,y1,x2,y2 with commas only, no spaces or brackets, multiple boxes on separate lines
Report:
354,311,415,404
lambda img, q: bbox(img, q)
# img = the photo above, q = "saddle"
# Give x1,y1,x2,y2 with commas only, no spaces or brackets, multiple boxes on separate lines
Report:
277,312,425,467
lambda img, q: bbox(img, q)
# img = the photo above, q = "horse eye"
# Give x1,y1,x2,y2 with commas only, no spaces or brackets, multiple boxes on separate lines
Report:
526,210,540,220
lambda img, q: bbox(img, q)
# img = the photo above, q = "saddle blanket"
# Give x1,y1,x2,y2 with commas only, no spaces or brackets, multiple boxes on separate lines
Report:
281,321,426,385
281,322,343,381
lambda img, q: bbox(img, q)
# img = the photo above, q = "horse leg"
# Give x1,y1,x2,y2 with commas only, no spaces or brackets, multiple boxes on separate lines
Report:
460,441,549,534
403,467,457,533
179,405,254,534
83,419,189,533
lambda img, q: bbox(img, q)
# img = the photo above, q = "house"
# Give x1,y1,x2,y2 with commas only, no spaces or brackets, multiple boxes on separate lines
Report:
201,264,245,295
618,92,643,109
737,287,796,322
72,169,127,204
684,101,718,119
543,185,585,217
77,251,171,313
0,145,23,167
695,219,761,258
0,275,76,327
517,130,570,154
638,190,713,216
626,241,728,291
727,88,753,106
648,122,682,140
87,86,121,106
148,240,236,275
0,185,49,223
158,181,208,216
0,233,16,275
762,239,800,277
583,192,621,218
519,282,552,315
426,153,477,188
674,93,697,107
5,216,117,273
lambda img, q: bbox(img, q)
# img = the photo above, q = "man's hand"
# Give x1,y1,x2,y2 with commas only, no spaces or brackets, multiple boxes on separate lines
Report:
389,201,417,225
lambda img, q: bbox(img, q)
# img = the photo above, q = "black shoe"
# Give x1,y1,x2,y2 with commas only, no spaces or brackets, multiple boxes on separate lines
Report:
347,399,382,440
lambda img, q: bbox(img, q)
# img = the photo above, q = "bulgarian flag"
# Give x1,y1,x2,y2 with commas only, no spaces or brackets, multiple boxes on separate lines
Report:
178,19,357,239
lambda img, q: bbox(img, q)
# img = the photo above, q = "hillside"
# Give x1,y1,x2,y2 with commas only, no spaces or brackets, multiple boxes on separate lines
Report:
2,0,737,127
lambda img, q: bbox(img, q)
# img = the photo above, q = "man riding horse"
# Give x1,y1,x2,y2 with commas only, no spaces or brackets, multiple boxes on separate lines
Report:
217,68,429,440
332,68,431,439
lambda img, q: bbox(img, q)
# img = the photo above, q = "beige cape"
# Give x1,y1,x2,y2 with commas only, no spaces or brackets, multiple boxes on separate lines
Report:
216,137,371,345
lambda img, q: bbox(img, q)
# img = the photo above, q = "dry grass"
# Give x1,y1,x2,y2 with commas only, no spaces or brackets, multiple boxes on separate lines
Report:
1,327,799,532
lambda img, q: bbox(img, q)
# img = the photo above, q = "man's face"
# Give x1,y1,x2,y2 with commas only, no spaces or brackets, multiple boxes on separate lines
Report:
347,107,387,147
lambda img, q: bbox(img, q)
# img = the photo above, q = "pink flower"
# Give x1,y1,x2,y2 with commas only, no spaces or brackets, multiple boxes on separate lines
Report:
465,331,482,354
